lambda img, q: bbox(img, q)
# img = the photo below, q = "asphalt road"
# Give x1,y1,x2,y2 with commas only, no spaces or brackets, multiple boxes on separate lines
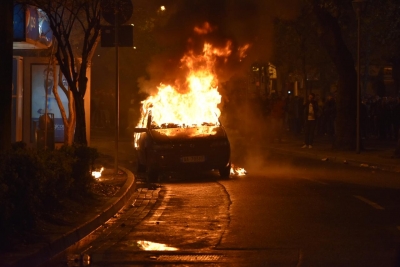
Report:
219,157,400,266
43,150,400,267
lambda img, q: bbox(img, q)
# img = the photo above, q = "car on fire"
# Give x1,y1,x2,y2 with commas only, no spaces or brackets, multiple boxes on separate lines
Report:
132,110,231,182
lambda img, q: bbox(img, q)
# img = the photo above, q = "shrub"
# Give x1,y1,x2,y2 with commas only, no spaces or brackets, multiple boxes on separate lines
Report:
59,145,98,197
0,147,45,242
0,142,98,248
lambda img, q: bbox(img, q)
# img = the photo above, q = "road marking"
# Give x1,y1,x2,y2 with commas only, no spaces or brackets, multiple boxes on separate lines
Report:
397,226,400,231
354,195,385,210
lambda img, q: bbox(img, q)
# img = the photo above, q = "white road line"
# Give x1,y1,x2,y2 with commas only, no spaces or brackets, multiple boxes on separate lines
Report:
354,195,385,210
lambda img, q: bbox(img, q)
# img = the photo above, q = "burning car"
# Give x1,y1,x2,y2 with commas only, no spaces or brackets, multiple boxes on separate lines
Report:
133,109,231,182
132,34,237,182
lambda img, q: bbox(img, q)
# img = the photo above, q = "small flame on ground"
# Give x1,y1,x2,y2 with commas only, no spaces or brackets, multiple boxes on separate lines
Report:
92,167,104,179
137,240,178,251
231,164,247,176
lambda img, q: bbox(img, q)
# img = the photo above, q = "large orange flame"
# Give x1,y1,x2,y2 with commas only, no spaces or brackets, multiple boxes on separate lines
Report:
134,26,248,176
138,41,232,128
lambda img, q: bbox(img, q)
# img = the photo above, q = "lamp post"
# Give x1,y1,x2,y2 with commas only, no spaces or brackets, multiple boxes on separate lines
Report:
352,0,366,154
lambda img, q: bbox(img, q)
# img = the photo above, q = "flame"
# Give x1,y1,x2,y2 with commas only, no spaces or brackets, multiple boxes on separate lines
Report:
137,240,178,251
194,22,216,35
230,164,247,176
92,167,104,179
137,41,232,130
238,44,251,60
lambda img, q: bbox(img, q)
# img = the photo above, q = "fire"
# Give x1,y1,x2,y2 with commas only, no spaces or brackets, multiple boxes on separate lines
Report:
230,164,247,176
238,44,251,60
194,22,216,35
137,240,178,251
92,167,104,179
138,40,232,129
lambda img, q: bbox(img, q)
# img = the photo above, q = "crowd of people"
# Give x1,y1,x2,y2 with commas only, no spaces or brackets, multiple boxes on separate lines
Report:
263,92,400,147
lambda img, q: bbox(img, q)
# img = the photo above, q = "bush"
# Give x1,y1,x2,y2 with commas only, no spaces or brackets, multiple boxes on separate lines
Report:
59,145,98,196
0,148,45,232
0,142,98,248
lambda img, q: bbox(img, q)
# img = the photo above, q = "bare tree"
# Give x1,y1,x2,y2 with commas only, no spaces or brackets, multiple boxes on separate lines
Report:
24,0,102,145
49,57,76,145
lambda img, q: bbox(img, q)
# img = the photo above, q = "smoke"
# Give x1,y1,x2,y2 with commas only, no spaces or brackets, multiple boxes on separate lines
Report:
137,0,300,95
136,0,300,167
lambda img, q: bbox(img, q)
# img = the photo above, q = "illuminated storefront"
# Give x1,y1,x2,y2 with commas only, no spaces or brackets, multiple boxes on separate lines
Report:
12,3,91,147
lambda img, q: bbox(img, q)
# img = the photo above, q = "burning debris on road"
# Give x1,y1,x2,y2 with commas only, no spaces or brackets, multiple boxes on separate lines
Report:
230,164,247,176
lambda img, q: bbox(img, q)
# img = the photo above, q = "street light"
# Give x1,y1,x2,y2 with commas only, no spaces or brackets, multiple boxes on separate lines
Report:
352,0,366,154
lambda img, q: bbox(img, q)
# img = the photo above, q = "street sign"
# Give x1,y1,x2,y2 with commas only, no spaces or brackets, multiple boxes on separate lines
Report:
100,0,133,26
101,25,133,47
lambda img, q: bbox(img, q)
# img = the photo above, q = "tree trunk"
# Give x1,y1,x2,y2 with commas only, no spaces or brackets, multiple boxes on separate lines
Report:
393,59,400,158
395,138,400,158
65,90,76,145
312,2,357,150
74,92,87,145
62,88,75,145
52,61,76,146
392,58,400,97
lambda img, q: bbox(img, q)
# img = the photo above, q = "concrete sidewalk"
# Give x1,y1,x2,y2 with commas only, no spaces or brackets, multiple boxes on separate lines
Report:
268,132,400,173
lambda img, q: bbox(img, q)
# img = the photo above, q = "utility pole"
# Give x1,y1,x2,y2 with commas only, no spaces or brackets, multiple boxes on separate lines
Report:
114,2,120,174
352,0,366,154
100,0,133,173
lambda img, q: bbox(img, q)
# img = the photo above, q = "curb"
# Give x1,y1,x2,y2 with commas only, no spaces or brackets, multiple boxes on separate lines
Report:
10,166,136,267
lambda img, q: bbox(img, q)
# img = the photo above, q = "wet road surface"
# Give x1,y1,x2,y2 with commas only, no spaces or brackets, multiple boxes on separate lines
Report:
43,144,400,266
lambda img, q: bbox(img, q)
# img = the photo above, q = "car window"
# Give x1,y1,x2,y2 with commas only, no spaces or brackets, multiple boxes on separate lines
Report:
148,110,221,129
150,121,220,129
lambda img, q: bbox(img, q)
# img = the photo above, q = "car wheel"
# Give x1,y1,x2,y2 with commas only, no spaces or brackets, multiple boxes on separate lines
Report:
219,163,231,179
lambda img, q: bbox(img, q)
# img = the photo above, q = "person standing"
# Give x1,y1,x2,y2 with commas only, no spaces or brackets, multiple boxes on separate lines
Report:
302,93,319,148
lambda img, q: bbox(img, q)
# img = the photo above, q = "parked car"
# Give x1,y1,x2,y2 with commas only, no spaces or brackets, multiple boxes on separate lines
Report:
133,110,231,182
